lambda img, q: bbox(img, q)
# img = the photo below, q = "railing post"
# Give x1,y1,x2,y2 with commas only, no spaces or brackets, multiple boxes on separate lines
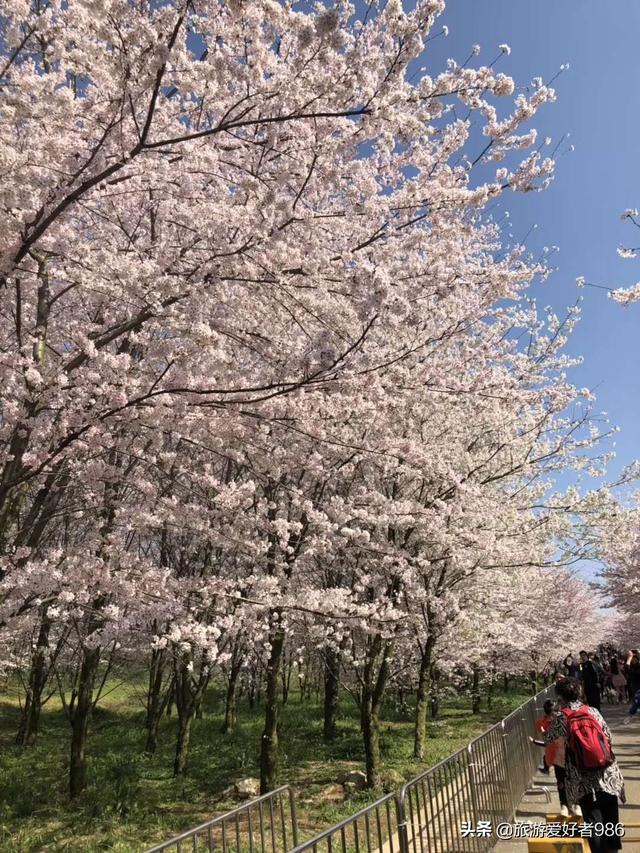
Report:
467,742,482,847
395,786,410,853
500,719,515,819
467,743,480,823
521,709,529,796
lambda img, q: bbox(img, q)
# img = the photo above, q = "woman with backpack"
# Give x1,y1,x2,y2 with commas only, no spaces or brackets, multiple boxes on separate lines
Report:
543,677,625,853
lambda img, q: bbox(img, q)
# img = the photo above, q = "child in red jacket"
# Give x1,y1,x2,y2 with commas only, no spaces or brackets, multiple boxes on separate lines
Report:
531,699,581,818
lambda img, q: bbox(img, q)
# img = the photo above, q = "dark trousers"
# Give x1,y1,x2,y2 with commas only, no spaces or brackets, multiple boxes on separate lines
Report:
578,790,622,852
585,688,601,711
554,764,568,807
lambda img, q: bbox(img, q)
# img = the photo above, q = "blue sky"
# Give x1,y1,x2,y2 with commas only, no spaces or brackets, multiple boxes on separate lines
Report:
421,0,640,482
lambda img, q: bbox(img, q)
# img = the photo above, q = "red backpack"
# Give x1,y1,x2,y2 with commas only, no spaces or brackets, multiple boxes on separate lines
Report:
562,707,614,772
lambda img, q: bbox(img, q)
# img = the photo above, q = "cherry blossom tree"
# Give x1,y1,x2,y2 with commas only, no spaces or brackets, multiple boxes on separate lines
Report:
608,210,640,304
0,0,616,801
594,495,640,622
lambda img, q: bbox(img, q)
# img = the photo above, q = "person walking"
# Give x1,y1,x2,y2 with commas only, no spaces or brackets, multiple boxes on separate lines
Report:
535,699,554,775
592,655,606,699
531,699,580,817
621,685,640,725
579,650,602,711
563,654,581,679
562,655,580,678
609,658,627,704
543,677,625,853
621,651,640,725
625,650,640,697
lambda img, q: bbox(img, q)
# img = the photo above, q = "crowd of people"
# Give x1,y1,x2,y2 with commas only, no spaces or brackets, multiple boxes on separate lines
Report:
558,649,640,719
529,648,639,853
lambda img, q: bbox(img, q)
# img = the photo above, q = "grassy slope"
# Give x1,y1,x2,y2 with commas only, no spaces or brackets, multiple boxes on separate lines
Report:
0,679,533,852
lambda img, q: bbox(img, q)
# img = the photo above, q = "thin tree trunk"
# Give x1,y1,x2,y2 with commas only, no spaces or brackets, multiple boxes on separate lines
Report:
145,707,162,754
166,680,175,716
145,648,165,730
174,711,193,776
259,627,284,794
16,614,51,746
145,652,172,754
413,636,434,760
172,651,208,776
223,666,239,734
173,655,195,776
323,646,340,742
361,690,381,790
69,645,101,798
360,636,392,790
471,663,481,714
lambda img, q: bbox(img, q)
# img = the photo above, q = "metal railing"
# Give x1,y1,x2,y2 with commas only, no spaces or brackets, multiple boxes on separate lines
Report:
288,792,401,853
145,686,555,853
397,685,555,853
144,785,298,853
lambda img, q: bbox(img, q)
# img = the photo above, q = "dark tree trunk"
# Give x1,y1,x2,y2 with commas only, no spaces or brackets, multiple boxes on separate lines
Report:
174,711,193,776
223,664,240,734
13,472,70,746
144,651,172,754
360,636,392,790
413,635,435,760
172,652,208,776
165,680,175,716
281,651,293,706
247,679,256,710
430,662,440,720
69,645,101,799
145,708,162,755
16,615,51,746
323,646,340,742
361,690,381,790
259,627,284,793
471,663,481,714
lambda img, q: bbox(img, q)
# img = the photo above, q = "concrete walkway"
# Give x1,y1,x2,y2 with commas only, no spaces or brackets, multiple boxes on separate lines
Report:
494,705,640,852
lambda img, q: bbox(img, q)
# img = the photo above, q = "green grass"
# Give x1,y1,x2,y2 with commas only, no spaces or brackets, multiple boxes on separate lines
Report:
0,678,534,852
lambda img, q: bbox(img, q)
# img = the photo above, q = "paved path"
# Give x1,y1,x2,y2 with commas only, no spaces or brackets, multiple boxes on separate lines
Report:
494,705,640,852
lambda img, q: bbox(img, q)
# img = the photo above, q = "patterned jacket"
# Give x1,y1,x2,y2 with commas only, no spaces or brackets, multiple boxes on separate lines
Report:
543,701,625,805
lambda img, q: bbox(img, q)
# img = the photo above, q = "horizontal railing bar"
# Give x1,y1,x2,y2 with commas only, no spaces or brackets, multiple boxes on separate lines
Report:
287,793,398,852
143,785,293,852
